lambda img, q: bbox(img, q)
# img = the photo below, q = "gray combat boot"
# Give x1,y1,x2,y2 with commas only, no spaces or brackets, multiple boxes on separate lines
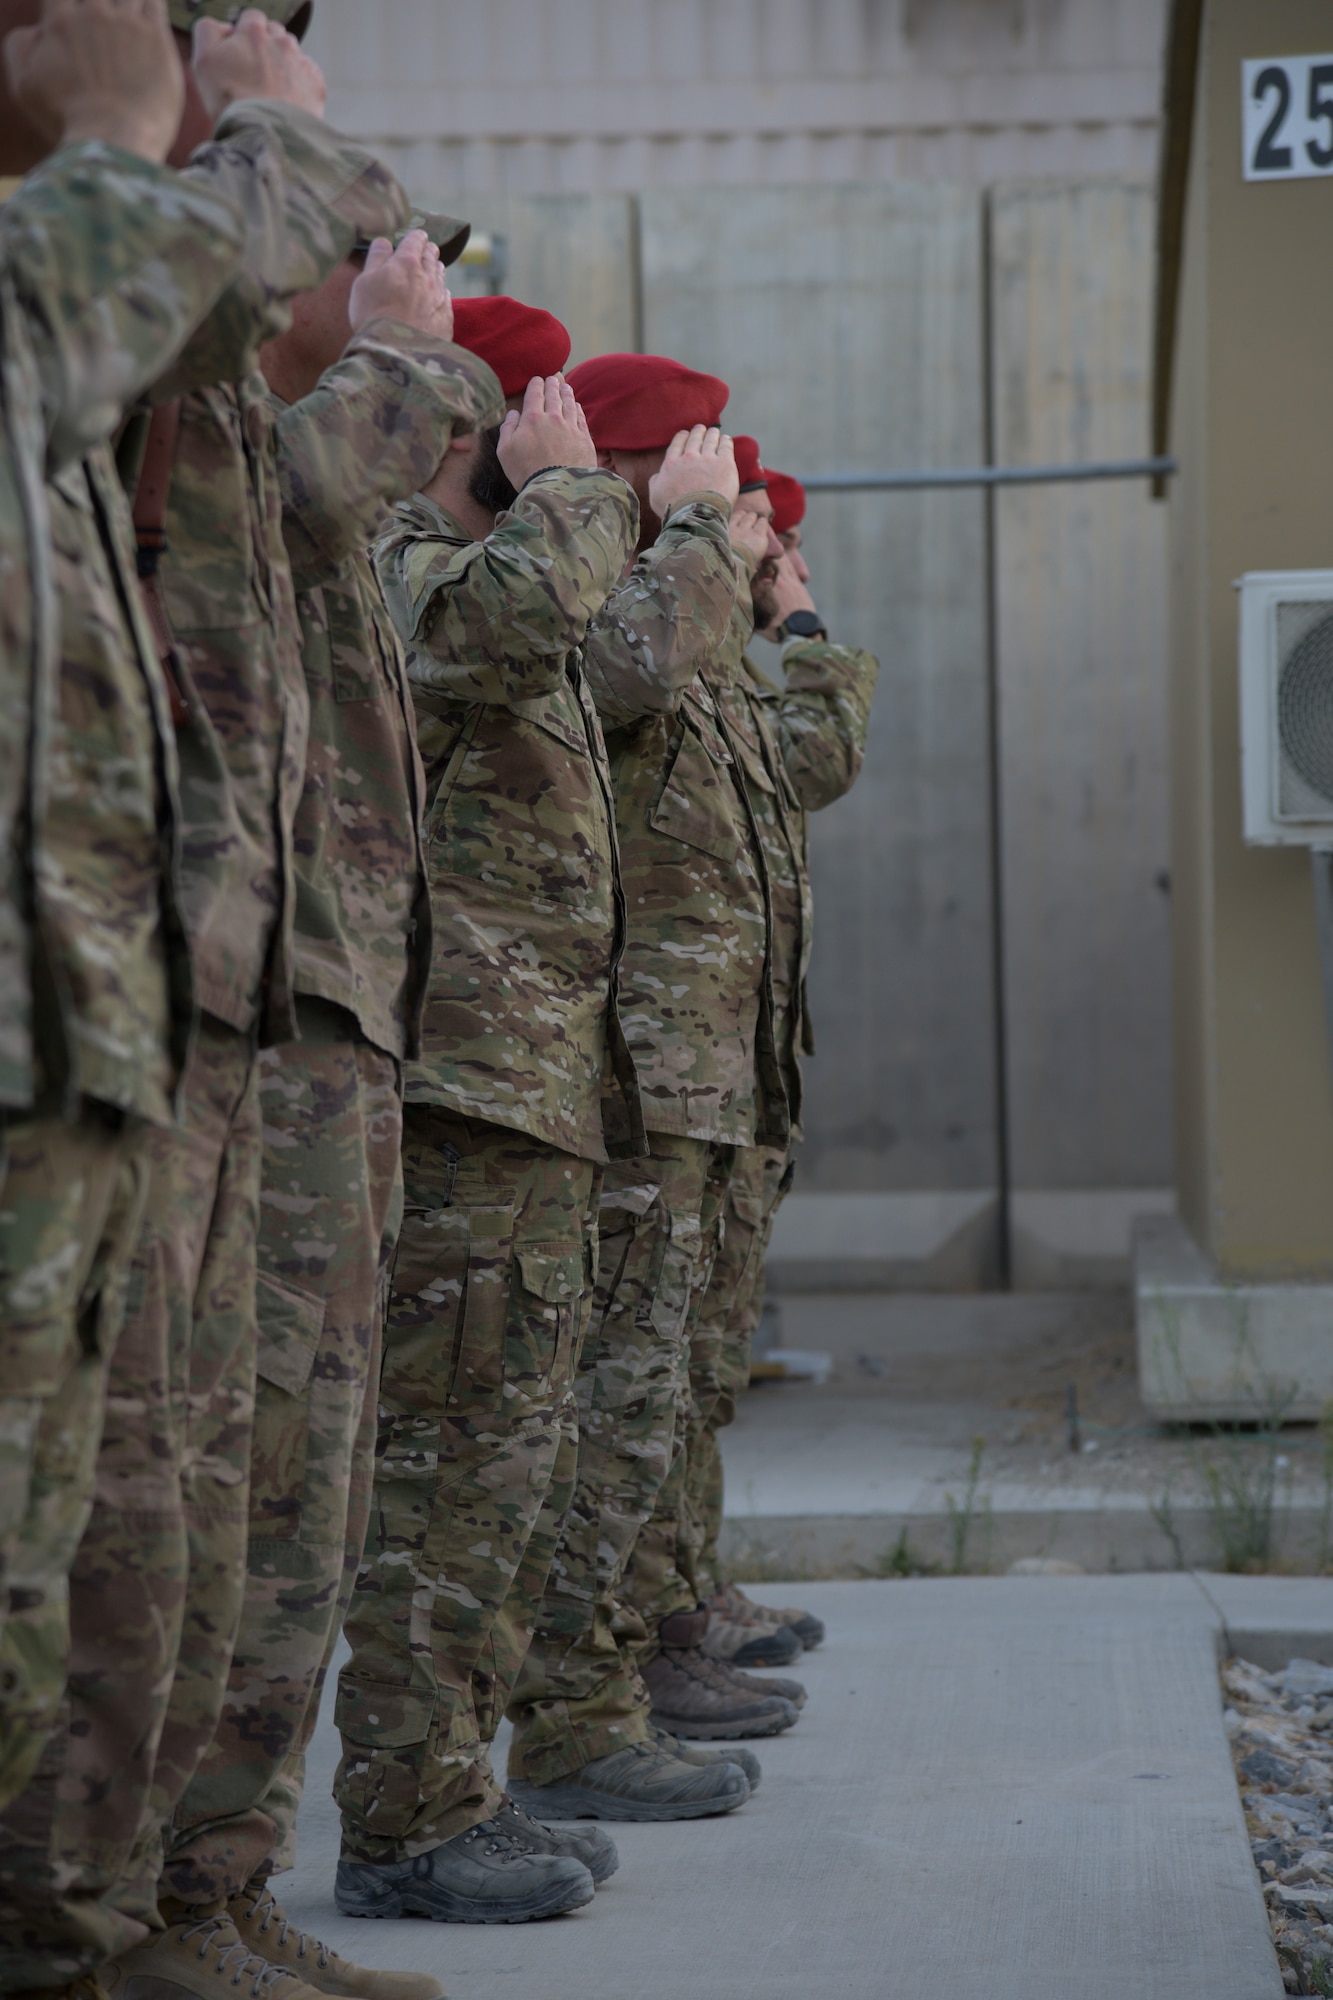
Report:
334,1817,594,1924
507,1738,749,1822
642,1647,799,1739
721,1657,808,1710
492,1795,621,1881
650,1723,763,1790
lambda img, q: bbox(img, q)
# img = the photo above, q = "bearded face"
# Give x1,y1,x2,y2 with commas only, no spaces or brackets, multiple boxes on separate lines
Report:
467,425,519,514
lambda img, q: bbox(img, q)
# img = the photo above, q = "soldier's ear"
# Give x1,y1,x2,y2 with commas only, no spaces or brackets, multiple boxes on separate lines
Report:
596,447,616,471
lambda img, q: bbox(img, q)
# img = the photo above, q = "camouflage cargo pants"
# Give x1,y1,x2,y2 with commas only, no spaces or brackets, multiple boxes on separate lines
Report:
335,1107,597,1862
0,1107,146,1817
616,1146,734,1657
0,1016,260,1987
506,1133,728,1786
685,1144,793,1601
163,1004,403,1905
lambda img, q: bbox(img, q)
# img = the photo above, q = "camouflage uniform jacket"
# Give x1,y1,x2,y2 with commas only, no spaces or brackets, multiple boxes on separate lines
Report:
581,495,737,727
1,143,249,1119
374,470,645,1162
585,504,797,1146
273,322,504,1060
722,621,878,1136
149,105,410,1047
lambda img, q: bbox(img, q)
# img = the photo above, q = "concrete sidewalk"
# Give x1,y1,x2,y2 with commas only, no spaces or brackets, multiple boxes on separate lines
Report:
278,1574,1333,2000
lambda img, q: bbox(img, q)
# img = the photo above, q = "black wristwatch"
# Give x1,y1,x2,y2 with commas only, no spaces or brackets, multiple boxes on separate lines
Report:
781,608,827,641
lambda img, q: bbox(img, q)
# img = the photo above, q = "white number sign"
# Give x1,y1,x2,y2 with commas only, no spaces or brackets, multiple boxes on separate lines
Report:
1243,55,1333,180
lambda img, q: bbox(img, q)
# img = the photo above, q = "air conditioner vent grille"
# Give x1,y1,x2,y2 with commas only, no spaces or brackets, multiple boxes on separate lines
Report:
1278,609,1333,807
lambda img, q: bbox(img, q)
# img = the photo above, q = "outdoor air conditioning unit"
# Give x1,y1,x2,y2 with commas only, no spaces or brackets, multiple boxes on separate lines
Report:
1239,569,1333,846
1239,569,1333,1075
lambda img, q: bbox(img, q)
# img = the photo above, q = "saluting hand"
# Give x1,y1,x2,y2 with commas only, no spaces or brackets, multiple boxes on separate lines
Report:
192,7,326,121
349,230,453,343
755,551,819,638
496,375,598,489
648,426,738,518
4,0,184,163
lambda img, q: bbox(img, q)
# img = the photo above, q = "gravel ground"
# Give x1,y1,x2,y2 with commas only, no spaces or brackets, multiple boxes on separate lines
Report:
1225,1654,1333,1994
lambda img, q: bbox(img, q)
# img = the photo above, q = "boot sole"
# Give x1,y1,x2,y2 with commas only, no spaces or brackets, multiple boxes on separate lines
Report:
507,1777,748,1824
650,1702,797,1740
335,1876,595,1924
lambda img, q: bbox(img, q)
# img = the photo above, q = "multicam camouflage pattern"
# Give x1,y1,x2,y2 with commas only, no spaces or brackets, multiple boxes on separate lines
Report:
0,1110,146,1814
581,493,737,727
273,320,503,1059
375,471,642,1162
152,107,410,1046
600,590,786,1149
335,1106,597,1858
163,1005,402,1903
0,142,247,1116
623,624,879,1640
733,632,879,1123
618,1150,733,1650
685,1141,793,1602
0,1020,260,1984
508,1133,734,1786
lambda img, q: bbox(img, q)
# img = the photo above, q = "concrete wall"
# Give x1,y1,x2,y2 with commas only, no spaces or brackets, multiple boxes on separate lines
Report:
990,181,1174,1288
306,0,1166,195
1166,0,1333,1280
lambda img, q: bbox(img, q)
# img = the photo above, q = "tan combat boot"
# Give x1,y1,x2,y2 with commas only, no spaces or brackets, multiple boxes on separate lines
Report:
713,1581,825,1650
104,1905,329,2000
230,1881,445,2000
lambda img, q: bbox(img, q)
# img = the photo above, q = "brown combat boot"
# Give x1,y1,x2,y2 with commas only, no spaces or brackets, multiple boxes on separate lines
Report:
104,1906,328,2000
231,1880,445,2000
642,1645,799,1739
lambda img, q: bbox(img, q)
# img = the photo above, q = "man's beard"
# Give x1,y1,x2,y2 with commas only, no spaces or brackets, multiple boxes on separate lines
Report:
749,555,781,631
467,425,518,513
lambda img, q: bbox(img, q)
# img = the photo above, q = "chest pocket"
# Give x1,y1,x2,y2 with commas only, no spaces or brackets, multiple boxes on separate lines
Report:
648,704,742,863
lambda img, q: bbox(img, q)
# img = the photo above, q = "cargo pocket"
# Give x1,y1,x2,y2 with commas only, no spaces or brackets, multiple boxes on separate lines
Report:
383,1202,511,1421
333,1677,436,1834
509,1245,583,1401
648,1210,702,1341
250,1271,326,1537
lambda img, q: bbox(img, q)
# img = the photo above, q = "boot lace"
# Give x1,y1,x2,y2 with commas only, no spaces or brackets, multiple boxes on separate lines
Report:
180,1912,296,1997
459,1815,531,1863
240,1883,334,1972
670,1646,769,1696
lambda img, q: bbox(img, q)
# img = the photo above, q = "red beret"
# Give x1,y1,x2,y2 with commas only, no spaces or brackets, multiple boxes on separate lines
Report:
450,297,571,399
733,435,765,490
764,469,806,534
566,353,729,452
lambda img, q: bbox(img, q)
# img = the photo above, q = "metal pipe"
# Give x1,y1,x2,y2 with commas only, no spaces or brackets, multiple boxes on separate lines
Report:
798,455,1177,493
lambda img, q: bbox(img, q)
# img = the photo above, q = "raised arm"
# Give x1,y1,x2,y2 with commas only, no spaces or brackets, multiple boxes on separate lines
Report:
275,321,503,585
761,636,880,812
377,466,637,706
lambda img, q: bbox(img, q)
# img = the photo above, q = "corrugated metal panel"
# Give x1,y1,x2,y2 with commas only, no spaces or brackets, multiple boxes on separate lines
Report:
305,0,1164,195
640,185,998,1195
989,179,1172,1192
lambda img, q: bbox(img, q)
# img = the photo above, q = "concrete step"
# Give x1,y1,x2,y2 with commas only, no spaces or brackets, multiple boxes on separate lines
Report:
277,1575,1333,1999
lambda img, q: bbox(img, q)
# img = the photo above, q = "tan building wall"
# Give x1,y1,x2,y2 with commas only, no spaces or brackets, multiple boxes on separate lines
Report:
306,0,1166,197
1167,0,1333,1278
